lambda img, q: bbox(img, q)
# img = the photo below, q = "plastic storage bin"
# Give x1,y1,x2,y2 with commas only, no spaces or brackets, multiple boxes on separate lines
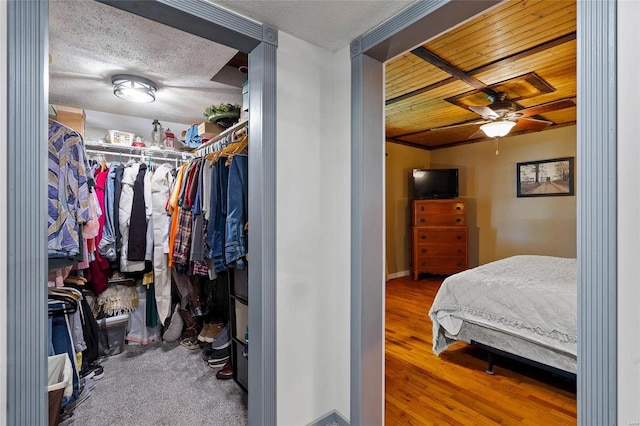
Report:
107,130,135,145
48,354,72,426
98,314,129,356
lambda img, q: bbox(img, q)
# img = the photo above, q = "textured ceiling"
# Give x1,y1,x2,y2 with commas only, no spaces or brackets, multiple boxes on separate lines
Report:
211,0,418,51
49,0,243,126
49,0,418,128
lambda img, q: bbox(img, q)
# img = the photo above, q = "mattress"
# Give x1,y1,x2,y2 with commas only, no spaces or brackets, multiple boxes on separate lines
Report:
429,255,577,371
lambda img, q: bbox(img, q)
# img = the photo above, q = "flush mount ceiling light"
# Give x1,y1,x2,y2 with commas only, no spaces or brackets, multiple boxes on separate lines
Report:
111,74,157,103
479,120,516,138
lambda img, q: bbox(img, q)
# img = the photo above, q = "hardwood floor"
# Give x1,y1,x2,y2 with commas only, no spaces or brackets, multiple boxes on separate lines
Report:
385,275,577,425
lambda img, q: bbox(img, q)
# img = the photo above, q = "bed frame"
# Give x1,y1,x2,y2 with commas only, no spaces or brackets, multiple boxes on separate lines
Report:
471,341,577,380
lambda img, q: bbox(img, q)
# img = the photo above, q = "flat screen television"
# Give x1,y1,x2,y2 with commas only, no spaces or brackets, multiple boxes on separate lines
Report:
412,168,459,199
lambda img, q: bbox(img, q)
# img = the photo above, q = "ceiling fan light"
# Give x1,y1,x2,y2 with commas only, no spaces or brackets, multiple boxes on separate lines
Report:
111,74,157,103
479,120,516,138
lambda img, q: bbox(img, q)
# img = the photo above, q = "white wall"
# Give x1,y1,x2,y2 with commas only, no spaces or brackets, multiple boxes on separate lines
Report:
0,3,7,425
276,32,351,425
617,3,640,424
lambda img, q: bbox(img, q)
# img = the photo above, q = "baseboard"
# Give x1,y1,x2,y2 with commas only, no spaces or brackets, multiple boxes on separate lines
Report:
306,410,350,426
387,269,410,280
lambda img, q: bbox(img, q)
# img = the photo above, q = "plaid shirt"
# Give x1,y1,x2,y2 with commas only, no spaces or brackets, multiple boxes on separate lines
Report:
171,208,193,266
192,261,209,277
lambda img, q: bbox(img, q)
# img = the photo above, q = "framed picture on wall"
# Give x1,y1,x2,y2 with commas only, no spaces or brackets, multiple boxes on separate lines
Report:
516,157,574,197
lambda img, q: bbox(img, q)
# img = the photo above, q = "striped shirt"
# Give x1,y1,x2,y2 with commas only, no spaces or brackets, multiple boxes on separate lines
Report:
48,121,91,258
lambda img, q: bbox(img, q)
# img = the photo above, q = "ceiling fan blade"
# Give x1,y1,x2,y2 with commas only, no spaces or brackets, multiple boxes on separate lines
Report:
515,117,553,132
517,98,576,118
468,105,499,119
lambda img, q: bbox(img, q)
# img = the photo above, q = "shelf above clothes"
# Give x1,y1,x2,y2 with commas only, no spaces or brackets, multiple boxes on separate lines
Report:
85,140,194,163
192,119,248,157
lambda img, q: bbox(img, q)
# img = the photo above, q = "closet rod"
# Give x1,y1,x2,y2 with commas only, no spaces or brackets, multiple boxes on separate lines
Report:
193,119,248,157
85,149,190,165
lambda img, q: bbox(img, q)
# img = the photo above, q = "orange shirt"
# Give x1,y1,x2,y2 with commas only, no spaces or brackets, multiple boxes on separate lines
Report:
167,163,188,267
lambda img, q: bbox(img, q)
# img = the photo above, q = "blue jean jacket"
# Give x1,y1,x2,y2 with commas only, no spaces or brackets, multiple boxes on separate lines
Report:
205,157,229,272
225,155,248,268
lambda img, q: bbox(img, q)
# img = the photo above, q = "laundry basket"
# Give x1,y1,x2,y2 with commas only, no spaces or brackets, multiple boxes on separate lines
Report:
48,354,72,426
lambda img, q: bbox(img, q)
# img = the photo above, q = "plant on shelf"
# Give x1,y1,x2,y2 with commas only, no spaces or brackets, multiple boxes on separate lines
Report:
203,103,241,128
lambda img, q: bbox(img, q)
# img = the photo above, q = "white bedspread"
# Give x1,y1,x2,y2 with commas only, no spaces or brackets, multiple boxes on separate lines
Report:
429,255,577,356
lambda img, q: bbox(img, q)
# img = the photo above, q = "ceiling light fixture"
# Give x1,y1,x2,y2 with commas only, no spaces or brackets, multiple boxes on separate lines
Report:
479,120,516,138
111,74,157,103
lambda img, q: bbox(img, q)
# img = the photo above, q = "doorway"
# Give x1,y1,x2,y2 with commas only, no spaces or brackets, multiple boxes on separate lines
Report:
350,1,617,425
5,1,277,424
383,1,578,422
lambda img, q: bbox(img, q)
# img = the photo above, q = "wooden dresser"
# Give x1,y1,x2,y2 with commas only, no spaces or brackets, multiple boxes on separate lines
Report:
411,198,468,280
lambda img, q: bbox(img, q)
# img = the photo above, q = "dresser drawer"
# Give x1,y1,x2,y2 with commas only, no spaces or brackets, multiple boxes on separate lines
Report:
414,244,466,258
413,200,464,220
414,257,467,274
414,227,467,244
414,213,465,227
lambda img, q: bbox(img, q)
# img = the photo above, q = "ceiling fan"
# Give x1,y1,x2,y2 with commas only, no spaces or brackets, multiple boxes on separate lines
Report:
432,92,576,139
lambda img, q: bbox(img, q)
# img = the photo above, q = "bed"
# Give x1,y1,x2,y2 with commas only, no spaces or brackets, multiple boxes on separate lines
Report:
429,255,577,375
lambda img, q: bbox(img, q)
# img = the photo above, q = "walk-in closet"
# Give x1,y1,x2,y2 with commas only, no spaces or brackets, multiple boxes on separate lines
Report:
47,1,250,424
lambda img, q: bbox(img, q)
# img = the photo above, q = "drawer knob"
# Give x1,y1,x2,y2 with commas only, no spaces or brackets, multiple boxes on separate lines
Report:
456,218,461,223
456,206,461,210
420,206,424,211
421,249,427,254
420,218,425,223
421,262,426,266
456,235,462,240
457,249,462,254
457,262,462,267
421,236,426,240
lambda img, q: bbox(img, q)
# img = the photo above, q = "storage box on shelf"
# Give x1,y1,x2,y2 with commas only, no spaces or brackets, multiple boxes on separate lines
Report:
55,105,86,137
107,130,135,145
197,122,221,138
97,314,129,356
411,198,468,280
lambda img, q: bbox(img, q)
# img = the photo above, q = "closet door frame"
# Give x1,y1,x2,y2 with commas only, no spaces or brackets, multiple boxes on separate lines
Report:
5,1,278,425
349,2,617,426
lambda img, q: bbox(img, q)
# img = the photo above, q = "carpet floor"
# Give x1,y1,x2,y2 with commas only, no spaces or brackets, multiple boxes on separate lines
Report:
60,341,248,426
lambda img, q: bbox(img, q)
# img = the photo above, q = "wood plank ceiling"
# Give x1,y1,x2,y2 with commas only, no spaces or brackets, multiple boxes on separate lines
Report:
385,0,576,150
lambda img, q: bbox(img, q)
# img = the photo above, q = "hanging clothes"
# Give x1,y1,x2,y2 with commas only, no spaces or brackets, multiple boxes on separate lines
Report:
47,120,92,259
126,282,160,345
119,162,145,272
98,163,119,261
225,155,248,268
151,163,174,325
205,157,230,273
128,163,148,261
167,163,189,268
87,168,111,295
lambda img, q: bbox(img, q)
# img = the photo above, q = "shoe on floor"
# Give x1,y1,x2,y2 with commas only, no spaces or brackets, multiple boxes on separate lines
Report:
63,383,91,412
179,337,200,350
80,377,95,392
163,305,184,343
201,343,215,362
79,366,94,380
216,361,234,380
212,325,231,350
91,364,104,380
197,322,223,343
206,346,230,368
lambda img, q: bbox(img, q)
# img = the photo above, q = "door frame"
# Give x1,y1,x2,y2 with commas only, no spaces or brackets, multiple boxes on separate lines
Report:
350,1,617,425
5,1,277,424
